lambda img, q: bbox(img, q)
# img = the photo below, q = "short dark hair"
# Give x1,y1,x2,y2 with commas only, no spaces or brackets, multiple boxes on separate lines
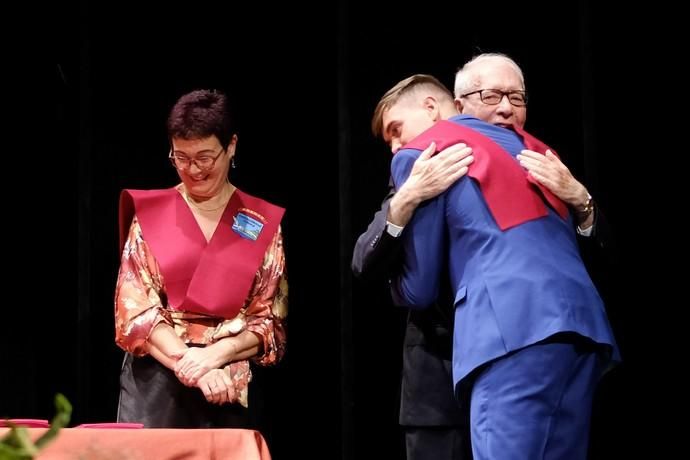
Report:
167,89,235,149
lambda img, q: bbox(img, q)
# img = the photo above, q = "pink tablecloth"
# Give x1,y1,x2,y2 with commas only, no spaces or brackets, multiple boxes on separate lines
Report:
0,427,272,459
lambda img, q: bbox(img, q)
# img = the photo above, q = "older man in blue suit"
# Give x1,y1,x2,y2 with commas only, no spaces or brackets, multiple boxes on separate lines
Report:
373,74,619,460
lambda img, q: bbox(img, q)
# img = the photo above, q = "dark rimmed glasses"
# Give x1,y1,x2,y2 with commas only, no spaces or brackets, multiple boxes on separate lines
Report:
168,146,225,171
459,89,527,107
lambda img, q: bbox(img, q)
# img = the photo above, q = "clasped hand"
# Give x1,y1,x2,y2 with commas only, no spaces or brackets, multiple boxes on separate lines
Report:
173,346,224,387
196,367,236,405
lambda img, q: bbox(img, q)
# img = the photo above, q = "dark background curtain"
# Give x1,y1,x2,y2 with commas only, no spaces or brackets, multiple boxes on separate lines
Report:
3,1,681,459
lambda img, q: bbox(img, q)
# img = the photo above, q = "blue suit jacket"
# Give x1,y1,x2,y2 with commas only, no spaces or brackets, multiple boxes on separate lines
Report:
391,115,619,391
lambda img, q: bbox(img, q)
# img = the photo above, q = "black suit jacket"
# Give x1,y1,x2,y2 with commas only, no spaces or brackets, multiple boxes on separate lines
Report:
577,205,614,266
352,184,464,427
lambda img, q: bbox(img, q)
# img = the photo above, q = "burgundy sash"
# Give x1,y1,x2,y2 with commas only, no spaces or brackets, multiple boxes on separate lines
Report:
403,121,569,230
119,188,285,319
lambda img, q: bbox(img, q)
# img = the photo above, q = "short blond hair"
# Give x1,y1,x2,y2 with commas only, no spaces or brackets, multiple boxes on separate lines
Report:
371,74,453,138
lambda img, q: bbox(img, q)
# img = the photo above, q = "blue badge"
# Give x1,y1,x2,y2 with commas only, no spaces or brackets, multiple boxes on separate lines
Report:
232,212,264,241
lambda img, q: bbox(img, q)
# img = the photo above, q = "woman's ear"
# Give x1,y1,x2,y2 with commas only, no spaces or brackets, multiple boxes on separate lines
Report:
227,134,238,155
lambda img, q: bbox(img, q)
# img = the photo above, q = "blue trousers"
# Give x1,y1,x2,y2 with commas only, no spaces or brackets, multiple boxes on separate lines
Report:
470,338,602,460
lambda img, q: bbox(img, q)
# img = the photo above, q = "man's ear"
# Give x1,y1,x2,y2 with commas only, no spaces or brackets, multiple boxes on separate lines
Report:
423,96,441,121
454,97,465,113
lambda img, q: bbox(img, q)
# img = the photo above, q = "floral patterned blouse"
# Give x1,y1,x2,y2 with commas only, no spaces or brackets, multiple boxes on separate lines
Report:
115,216,287,407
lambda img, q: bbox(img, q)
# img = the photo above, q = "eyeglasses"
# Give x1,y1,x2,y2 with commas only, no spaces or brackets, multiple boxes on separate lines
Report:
459,89,527,107
168,147,225,171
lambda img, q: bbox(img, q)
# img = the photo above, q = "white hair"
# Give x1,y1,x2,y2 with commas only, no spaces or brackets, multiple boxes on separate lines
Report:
453,53,525,98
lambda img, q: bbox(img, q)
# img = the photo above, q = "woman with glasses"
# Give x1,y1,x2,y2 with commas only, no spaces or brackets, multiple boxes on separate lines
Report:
115,89,287,428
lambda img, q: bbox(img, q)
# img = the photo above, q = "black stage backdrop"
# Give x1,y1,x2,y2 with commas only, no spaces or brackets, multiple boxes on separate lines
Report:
3,1,681,459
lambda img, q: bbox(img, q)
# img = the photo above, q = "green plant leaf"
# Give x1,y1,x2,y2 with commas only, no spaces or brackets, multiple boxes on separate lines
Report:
0,393,72,460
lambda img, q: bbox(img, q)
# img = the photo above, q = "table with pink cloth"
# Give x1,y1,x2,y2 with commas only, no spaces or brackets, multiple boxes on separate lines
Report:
0,426,272,459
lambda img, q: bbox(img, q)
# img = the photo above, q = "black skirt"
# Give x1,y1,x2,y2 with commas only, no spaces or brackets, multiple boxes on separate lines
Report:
117,353,252,428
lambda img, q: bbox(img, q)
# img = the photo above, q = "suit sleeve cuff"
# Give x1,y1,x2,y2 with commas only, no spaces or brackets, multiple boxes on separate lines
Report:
385,221,405,237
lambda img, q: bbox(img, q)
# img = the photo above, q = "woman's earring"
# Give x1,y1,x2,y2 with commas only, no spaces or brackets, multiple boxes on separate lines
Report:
231,158,236,169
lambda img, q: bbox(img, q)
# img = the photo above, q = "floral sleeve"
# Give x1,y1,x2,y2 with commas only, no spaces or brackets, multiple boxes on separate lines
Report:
244,226,288,366
114,216,173,355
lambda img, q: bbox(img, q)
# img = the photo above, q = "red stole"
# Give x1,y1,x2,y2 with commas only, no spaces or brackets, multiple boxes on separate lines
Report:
119,187,285,319
403,120,569,230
